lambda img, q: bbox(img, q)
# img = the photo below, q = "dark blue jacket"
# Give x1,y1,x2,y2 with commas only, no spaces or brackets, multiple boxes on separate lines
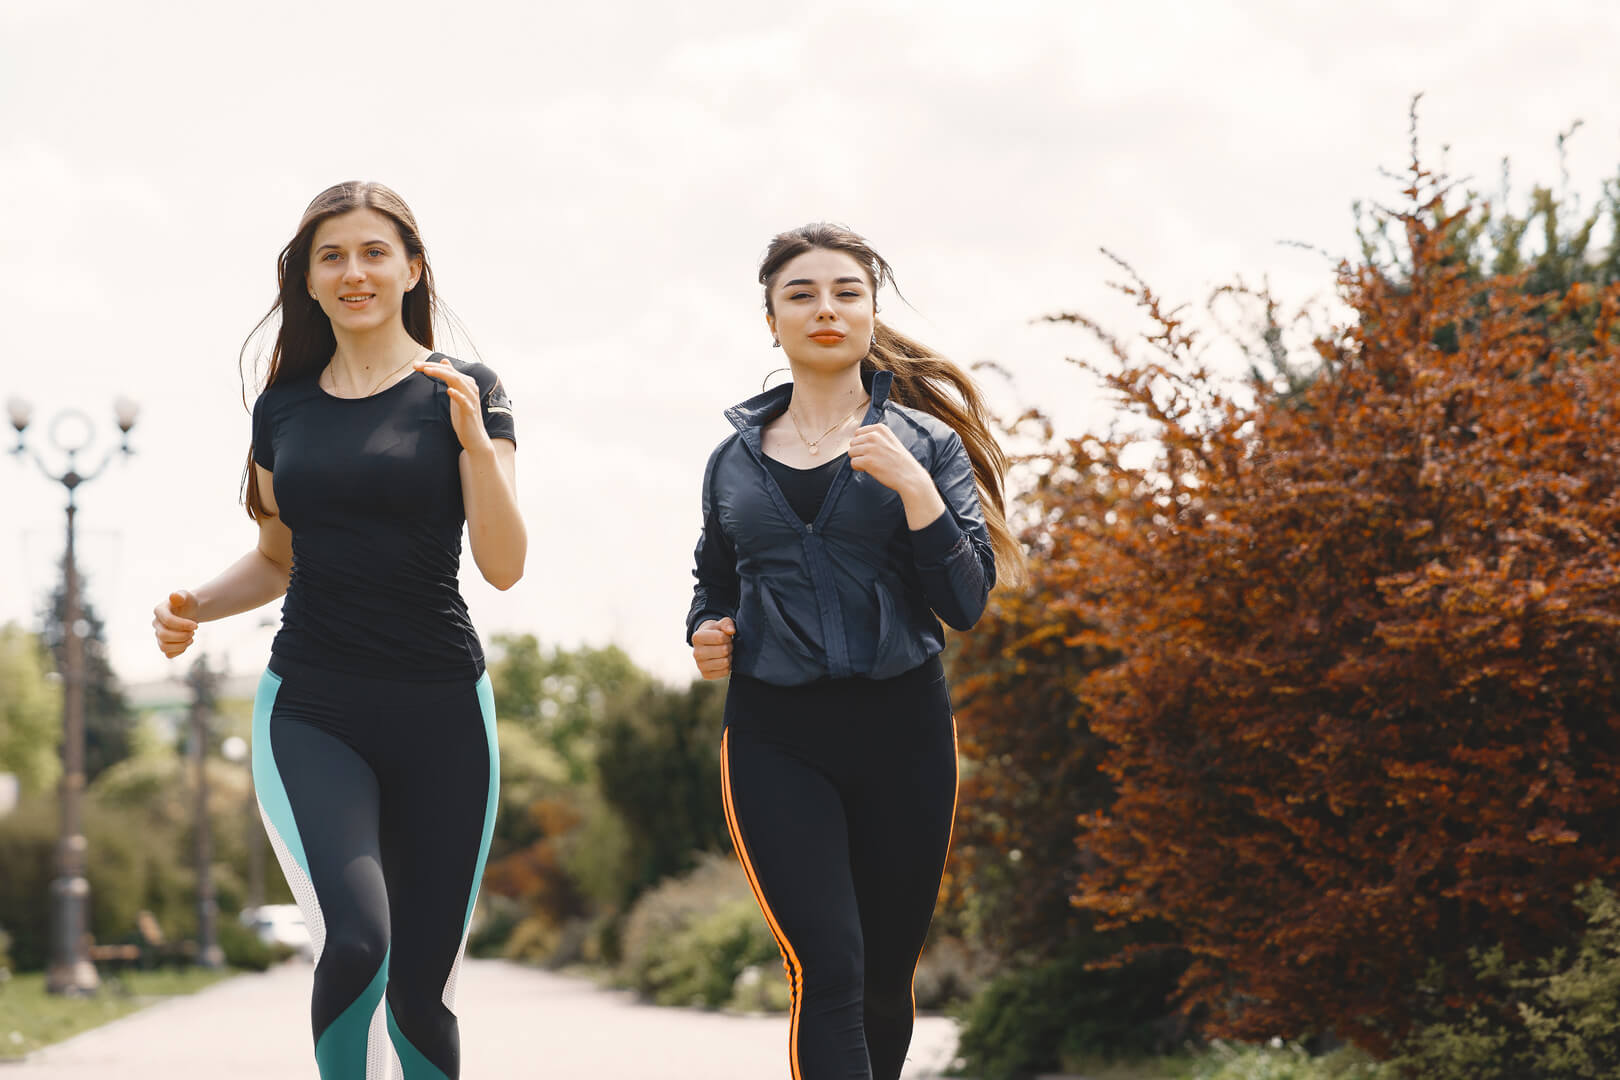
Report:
686,369,996,686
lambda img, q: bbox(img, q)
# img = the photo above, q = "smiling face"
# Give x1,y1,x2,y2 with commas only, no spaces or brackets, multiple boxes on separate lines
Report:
305,208,423,335
765,248,876,374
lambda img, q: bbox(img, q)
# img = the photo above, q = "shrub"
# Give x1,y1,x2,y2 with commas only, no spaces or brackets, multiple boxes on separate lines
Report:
912,934,982,1012
467,893,524,959
594,680,729,907
953,934,1191,1080
617,852,779,1008
217,916,293,972
643,900,779,1008
1386,881,1620,1080
0,797,191,971
1191,1043,1391,1080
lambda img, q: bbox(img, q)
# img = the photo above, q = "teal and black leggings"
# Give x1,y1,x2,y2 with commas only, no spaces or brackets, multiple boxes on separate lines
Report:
252,655,499,1080
721,656,958,1080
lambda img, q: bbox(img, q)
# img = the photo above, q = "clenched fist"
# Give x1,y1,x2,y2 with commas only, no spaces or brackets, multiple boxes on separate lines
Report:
152,589,199,659
691,617,736,680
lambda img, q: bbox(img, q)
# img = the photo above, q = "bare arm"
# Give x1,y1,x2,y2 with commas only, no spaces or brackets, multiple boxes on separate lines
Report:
460,438,525,590
152,464,292,658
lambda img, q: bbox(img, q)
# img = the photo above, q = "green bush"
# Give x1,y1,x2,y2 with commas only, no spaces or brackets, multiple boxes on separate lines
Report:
594,681,729,907
0,795,198,971
216,917,294,972
1190,1042,1391,1080
913,934,984,1012
1388,881,1620,1080
0,924,13,973
953,933,1190,1080
641,899,780,1008
618,852,780,1008
467,893,524,959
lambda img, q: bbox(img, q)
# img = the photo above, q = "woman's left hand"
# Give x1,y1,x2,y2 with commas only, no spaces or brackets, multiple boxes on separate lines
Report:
848,422,930,495
415,357,492,454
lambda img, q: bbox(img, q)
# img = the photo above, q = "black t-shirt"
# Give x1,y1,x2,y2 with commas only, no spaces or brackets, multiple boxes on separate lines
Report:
251,353,516,681
761,453,843,524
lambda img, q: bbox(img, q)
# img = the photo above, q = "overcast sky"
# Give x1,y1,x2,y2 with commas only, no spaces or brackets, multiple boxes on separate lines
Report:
3,0,1618,691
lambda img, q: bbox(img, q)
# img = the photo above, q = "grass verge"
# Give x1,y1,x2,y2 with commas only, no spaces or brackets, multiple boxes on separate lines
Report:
0,968,235,1061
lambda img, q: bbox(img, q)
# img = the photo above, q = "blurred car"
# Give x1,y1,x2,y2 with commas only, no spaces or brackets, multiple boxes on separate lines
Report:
241,904,313,961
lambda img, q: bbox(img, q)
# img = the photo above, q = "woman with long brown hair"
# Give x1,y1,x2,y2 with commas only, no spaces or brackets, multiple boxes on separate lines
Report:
687,222,1023,1079
150,182,524,1080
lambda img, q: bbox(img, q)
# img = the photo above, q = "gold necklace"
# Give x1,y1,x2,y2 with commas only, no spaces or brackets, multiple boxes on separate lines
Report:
788,395,869,455
325,348,424,399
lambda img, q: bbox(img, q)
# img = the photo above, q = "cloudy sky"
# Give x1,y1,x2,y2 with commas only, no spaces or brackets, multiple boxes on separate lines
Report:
3,0,1617,690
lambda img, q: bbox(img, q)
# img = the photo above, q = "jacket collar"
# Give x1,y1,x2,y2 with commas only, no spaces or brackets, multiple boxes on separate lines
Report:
724,368,894,433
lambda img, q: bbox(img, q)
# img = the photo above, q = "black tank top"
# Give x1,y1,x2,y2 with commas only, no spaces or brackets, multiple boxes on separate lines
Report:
250,354,516,681
762,453,843,524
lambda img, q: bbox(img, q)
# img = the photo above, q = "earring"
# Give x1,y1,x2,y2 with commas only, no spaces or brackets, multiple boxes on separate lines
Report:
869,331,877,349
772,338,781,348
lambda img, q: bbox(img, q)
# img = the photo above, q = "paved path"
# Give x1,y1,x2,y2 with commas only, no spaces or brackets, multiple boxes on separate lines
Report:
15,959,961,1078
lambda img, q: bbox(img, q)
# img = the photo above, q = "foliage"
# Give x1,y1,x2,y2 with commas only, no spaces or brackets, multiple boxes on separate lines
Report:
1189,1042,1392,1080
952,933,1192,1080
0,623,62,795
487,634,649,784
641,899,780,1008
1047,146,1620,1048
41,573,134,782
593,678,730,908
216,915,294,971
0,734,271,973
617,851,777,1008
1386,880,1620,1079
0,797,190,972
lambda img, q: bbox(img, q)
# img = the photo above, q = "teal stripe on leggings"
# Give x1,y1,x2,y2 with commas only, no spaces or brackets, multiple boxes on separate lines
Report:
389,1000,449,1080
315,947,388,1076
387,672,499,1080
463,672,501,938
251,669,308,875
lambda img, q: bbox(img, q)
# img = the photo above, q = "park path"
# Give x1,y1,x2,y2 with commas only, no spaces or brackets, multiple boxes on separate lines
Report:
16,958,961,1079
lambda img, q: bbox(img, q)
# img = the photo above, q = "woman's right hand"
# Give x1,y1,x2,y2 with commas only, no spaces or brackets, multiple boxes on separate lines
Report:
153,590,200,659
692,617,736,680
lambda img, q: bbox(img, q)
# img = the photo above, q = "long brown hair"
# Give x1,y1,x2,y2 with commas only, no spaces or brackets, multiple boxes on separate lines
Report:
759,222,1027,588
238,182,438,519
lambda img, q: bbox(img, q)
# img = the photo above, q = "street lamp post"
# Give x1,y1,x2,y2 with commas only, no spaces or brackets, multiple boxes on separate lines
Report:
8,395,138,996
187,653,225,970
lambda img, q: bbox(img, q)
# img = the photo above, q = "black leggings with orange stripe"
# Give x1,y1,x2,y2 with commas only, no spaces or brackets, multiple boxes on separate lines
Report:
721,656,957,1080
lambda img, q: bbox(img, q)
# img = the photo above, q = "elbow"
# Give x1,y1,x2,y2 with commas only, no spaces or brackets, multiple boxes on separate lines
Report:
487,566,524,591
482,556,525,591
942,592,991,632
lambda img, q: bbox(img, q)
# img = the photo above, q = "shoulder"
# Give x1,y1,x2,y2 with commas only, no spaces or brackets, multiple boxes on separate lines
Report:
881,402,961,460
438,354,512,413
439,354,501,392
703,431,745,477
252,375,312,418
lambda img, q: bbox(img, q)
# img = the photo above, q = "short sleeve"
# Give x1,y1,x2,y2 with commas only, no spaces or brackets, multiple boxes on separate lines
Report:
251,392,274,471
462,361,516,447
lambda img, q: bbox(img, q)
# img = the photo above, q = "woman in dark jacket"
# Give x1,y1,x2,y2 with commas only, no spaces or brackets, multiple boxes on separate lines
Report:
687,222,1024,1080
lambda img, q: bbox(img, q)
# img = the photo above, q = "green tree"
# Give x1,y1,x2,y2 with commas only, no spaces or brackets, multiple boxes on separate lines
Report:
594,679,729,907
41,573,134,782
0,623,62,795
487,634,650,784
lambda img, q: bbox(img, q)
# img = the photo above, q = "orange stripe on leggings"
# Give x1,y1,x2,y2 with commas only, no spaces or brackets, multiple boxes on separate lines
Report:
721,729,805,1080
908,712,961,1022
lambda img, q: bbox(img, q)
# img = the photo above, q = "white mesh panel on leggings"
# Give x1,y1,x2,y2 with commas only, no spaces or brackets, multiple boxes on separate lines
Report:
442,922,471,1011
365,992,399,1080
257,802,328,966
